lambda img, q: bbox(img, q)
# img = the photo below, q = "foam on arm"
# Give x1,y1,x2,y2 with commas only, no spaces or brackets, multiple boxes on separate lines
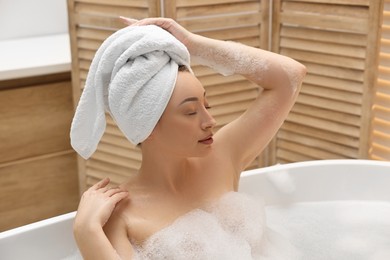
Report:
187,35,306,94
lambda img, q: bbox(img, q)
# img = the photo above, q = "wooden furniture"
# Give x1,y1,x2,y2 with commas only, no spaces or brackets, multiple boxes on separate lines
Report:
0,35,79,231
67,0,389,193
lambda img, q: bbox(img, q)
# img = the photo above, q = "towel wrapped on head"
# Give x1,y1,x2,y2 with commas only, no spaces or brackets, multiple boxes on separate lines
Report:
70,25,191,159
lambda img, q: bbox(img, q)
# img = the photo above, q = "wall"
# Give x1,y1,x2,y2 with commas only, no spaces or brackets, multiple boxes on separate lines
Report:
0,0,68,40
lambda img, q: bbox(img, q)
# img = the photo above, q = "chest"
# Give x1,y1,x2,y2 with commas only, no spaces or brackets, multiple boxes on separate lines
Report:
131,192,266,259
124,195,202,245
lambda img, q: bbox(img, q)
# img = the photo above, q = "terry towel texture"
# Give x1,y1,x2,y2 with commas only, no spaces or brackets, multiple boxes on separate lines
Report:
70,25,191,159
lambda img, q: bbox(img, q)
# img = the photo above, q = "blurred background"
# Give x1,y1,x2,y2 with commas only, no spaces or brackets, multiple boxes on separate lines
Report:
0,0,389,231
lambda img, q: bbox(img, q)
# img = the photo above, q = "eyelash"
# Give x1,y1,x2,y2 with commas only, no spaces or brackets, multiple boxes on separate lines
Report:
187,105,211,116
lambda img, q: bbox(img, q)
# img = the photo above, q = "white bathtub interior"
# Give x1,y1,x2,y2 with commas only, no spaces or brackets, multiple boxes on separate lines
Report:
239,159,390,259
0,159,389,260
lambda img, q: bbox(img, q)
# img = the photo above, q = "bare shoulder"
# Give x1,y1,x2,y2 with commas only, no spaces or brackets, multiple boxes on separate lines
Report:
102,193,135,258
108,180,166,245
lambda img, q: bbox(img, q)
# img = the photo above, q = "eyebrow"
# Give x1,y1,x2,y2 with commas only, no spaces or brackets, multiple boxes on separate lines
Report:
179,97,199,106
178,92,206,106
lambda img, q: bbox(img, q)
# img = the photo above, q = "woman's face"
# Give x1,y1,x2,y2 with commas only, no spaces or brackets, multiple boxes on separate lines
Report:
151,71,216,157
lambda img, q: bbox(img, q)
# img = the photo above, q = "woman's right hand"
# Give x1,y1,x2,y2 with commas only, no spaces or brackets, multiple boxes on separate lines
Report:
119,16,197,52
74,178,128,233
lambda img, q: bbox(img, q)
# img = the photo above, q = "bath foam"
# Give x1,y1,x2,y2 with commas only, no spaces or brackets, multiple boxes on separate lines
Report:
266,201,390,260
62,250,82,260
193,41,270,79
266,168,296,194
134,192,301,260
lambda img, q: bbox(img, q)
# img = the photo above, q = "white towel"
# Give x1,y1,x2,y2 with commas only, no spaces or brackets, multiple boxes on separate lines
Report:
70,25,191,159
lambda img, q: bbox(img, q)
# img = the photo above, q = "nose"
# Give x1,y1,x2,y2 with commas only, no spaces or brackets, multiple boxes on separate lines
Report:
201,109,216,130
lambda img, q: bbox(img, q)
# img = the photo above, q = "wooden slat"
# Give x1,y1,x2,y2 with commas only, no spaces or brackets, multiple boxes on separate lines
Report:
75,0,150,8
285,0,369,6
280,38,366,59
296,93,362,115
291,103,361,126
276,148,316,162
280,26,367,47
285,112,361,137
300,84,362,104
178,12,262,33
278,130,358,158
78,38,103,51
197,26,262,42
86,168,128,185
282,121,360,148
75,2,149,19
176,2,261,18
75,14,128,29
280,48,365,70
303,74,363,94
77,27,114,41
97,142,142,161
277,139,351,160
305,62,364,81
372,117,390,134
282,1,368,18
87,158,136,177
280,12,368,34
91,150,141,169
176,0,257,8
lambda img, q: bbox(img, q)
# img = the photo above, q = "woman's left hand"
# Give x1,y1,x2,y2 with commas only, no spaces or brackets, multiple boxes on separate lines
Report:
74,178,128,232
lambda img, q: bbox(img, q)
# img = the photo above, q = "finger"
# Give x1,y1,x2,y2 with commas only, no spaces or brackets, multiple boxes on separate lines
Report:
119,16,138,25
135,18,170,28
110,191,129,204
92,177,110,190
105,187,125,197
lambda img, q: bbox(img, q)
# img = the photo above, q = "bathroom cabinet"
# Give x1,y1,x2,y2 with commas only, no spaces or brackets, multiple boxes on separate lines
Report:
0,72,79,231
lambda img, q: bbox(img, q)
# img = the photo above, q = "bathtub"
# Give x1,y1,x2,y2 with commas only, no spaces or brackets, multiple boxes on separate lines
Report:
0,159,389,260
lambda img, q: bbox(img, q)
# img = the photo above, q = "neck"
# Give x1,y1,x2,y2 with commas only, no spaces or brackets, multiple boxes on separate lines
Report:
137,146,192,194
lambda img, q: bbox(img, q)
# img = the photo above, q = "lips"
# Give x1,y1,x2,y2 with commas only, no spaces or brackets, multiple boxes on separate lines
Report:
198,135,214,145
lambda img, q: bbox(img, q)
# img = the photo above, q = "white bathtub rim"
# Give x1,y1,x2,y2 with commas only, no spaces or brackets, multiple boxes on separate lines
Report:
1,159,388,238
0,211,76,239
241,159,390,177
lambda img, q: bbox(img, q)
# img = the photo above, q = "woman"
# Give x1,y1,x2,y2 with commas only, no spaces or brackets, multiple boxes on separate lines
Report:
73,17,306,259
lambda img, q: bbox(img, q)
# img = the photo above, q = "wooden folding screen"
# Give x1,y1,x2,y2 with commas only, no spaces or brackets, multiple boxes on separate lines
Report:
370,0,390,160
68,0,388,191
269,0,384,164
67,0,268,190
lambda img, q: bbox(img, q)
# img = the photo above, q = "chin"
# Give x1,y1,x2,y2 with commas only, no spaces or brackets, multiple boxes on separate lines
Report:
191,146,213,158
